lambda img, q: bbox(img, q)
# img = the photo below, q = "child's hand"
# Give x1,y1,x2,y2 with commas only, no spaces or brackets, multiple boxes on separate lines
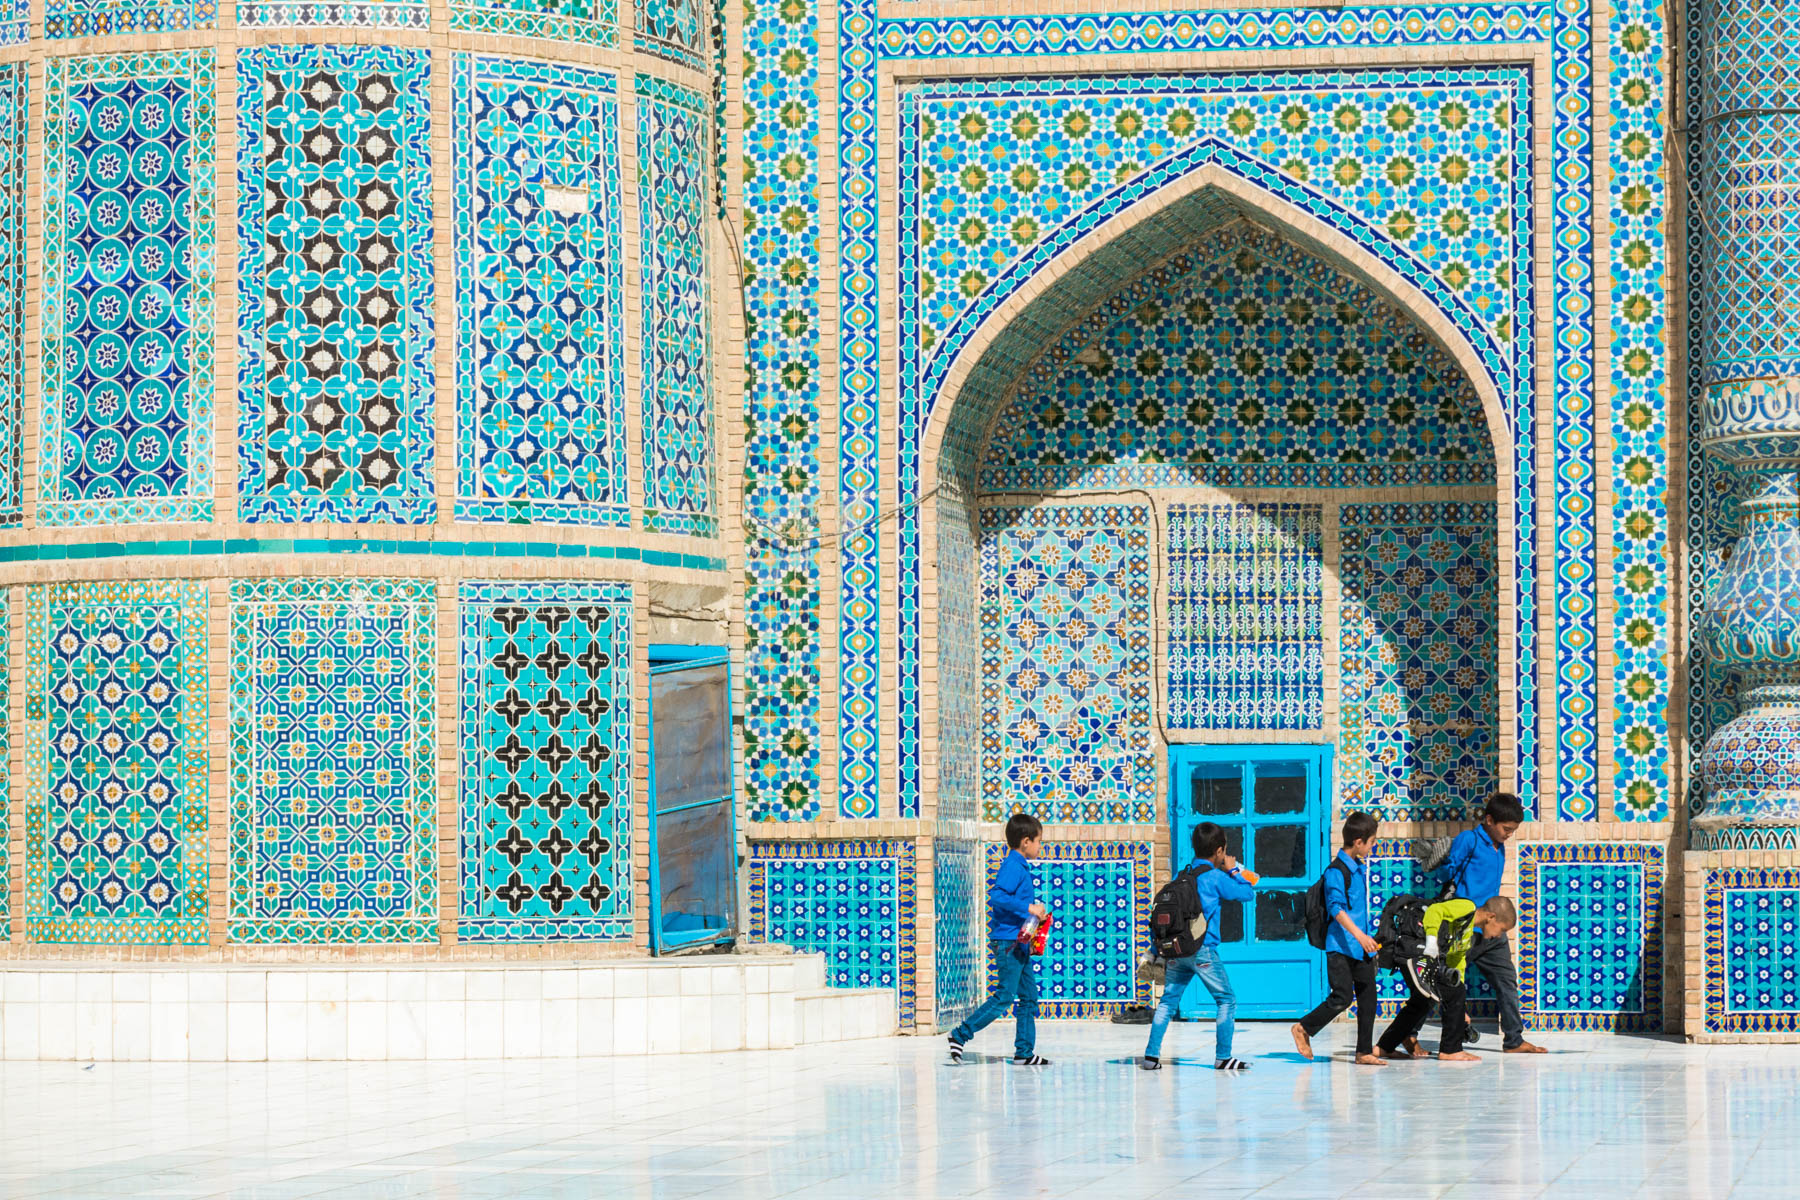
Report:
1029,902,1048,918
1219,853,1238,872
1357,932,1380,956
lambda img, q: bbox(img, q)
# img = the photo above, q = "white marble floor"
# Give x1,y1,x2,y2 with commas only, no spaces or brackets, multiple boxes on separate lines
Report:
0,1020,1791,1199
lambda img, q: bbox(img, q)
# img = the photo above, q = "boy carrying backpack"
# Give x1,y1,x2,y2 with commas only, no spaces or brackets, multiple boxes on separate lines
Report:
1377,895,1517,1062
1141,822,1259,1072
1292,812,1382,1065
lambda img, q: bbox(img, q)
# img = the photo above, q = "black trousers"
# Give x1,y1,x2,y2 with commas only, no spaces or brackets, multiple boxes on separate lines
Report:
1298,952,1377,1055
1378,973,1468,1056
1465,931,1525,1048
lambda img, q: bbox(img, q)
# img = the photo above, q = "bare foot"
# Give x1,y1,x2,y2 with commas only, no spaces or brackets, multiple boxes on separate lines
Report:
1505,1040,1548,1054
1404,1037,1423,1058
1354,1053,1386,1066
1376,1046,1411,1060
1437,1051,1479,1062
1290,1023,1313,1061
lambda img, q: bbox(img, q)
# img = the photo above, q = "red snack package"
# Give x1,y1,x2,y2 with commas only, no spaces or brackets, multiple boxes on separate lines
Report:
1017,912,1054,955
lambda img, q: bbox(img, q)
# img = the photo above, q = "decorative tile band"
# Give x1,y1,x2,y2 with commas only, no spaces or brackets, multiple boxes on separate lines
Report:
1703,866,1800,1035
0,539,724,571
0,64,23,524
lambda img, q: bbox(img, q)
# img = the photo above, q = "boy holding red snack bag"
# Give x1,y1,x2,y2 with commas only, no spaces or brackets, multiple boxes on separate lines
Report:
1141,821,1259,1072
948,813,1052,1067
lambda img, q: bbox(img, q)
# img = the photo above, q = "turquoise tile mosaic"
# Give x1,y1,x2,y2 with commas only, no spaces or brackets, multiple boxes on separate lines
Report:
982,841,1151,1019
637,78,715,538
40,51,214,528
979,505,1152,825
450,0,614,44
0,63,23,524
1518,842,1664,1031
236,0,425,27
1609,0,1670,822
636,0,706,70
0,0,21,40
458,582,634,942
235,45,435,525
741,0,821,822
981,227,1494,492
1704,867,1800,1035
1339,502,1499,821
228,578,437,945
889,66,1544,825
747,840,917,1024
451,55,627,529
45,0,211,36
1166,503,1323,732
23,581,208,945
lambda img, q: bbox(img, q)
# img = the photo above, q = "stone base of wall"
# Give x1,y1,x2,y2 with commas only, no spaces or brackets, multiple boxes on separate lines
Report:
0,955,897,1061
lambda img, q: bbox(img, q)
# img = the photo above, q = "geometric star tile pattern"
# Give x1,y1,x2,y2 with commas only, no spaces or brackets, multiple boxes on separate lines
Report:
1704,867,1800,1034
451,55,627,528
458,582,634,942
635,0,706,70
23,581,209,945
638,77,714,538
45,0,211,37
747,840,917,1025
1518,842,1664,1031
227,578,437,944
980,506,1153,824
983,230,1493,492
1167,503,1323,731
0,63,24,524
450,0,614,44
235,45,435,524
983,841,1151,1019
1339,502,1500,821
40,50,214,527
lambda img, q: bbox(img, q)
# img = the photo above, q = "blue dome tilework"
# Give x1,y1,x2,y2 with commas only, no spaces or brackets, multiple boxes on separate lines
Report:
457,582,635,943
635,0,706,70
451,55,628,529
39,51,214,528
44,0,210,38
227,578,438,945
237,0,425,29
981,227,1494,492
450,0,615,44
235,45,436,525
23,581,209,946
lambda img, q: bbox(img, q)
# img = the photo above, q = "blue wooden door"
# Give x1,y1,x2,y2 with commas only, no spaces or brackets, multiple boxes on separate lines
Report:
1168,745,1331,1019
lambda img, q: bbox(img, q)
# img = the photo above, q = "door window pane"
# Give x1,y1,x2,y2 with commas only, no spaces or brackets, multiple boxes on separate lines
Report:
1217,899,1244,944
1254,889,1308,942
654,799,734,941
1191,764,1243,815
1253,763,1308,814
652,663,730,810
1254,824,1308,879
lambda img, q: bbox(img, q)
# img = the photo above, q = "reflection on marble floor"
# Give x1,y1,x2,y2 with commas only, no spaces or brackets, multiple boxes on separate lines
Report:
0,1022,1792,1199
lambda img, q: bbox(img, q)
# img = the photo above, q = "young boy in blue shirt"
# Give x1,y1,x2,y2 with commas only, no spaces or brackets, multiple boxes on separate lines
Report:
948,813,1051,1067
1140,821,1259,1071
1291,812,1383,1065
1435,792,1545,1055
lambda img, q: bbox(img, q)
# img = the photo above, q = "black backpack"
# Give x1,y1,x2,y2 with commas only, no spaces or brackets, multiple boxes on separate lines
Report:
1374,894,1477,970
1148,862,1212,959
1303,858,1354,949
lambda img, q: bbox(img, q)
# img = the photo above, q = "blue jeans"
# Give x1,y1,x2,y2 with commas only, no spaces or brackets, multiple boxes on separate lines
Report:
1145,946,1235,1061
950,939,1037,1057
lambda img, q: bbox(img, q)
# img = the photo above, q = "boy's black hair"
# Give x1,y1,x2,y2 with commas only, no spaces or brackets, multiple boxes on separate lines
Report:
1191,821,1228,859
1005,813,1043,849
1341,811,1379,847
1483,792,1526,825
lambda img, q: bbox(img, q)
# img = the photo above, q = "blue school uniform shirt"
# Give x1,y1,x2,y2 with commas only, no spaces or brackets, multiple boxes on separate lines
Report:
1322,850,1371,960
1190,859,1257,949
1437,825,1505,906
987,849,1036,940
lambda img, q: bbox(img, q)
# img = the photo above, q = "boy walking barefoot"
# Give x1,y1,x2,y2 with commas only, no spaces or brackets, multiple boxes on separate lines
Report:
1291,812,1383,1066
1377,896,1517,1062
1141,822,1259,1072
1438,793,1546,1054
948,814,1051,1067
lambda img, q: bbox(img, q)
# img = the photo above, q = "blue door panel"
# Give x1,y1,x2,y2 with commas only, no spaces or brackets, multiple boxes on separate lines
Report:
1170,745,1330,1020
